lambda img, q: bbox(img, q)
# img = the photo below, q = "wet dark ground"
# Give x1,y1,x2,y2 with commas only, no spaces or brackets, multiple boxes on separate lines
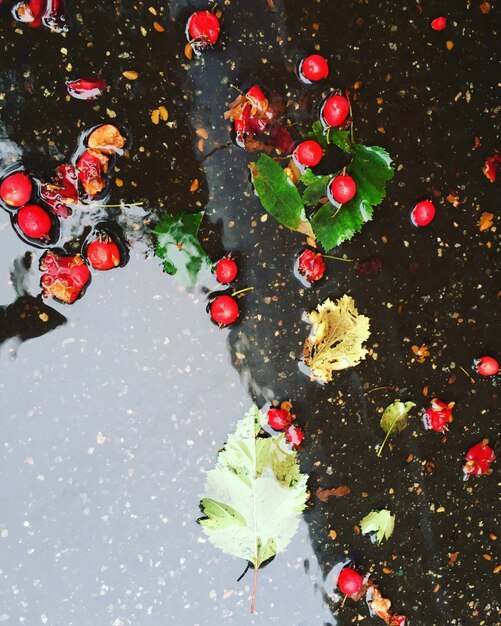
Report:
0,1,499,625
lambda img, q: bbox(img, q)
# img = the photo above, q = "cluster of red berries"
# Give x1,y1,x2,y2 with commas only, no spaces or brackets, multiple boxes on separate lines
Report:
0,124,129,304
209,256,241,327
267,402,304,447
11,0,70,33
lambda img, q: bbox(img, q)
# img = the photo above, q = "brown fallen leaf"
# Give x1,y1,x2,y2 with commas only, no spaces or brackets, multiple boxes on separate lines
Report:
315,485,351,502
479,211,494,231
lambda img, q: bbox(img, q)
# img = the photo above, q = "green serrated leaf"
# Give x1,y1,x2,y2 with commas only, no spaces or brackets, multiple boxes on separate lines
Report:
199,405,308,575
300,169,330,207
303,120,328,148
251,154,312,234
327,128,352,152
153,211,212,287
377,400,416,457
311,142,394,251
360,509,395,544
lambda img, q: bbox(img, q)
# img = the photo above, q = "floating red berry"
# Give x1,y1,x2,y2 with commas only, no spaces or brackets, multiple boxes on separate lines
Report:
187,10,220,48
267,408,293,431
337,567,364,596
431,16,447,31
464,439,495,478
423,398,455,433
321,94,349,127
298,249,326,283
474,356,499,376
210,294,239,326
215,256,238,284
246,84,267,106
77,149,109,198
86,236,121,271
286,424,304,447
299,54,329,82
293,140,324,167
482,154,501,183
65,77,107,101
410,200,436,227
0,172,32,207
17,203,52,239
40,251,91,304
329,174,356,204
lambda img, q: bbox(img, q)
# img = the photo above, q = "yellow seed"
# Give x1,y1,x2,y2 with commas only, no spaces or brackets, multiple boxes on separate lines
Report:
123,70,138,80
196,128,209,139
197,138,205,152
483,553,492,561
148,6,157,15
158,105,169,121
153,21,165,32
151,109,160,125
446,40,454,50
190,179,199,192
184,43,193,60
329,529,337,540
39,313,49,322
493,564,501,574
115,178,124,188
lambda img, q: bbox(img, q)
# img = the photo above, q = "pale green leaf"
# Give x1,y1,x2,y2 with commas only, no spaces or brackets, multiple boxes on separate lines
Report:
199,405,308,570
380,401,416,436
360,509,395,544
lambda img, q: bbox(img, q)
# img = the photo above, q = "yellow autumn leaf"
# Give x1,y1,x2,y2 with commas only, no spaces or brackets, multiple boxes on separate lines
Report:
303,295,371,382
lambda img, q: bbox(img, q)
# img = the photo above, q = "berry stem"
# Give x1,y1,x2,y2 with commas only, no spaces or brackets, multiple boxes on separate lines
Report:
232,286,254,298
320,254,354,262
346,90,355,144
229,83,246,97
459,366,475,384
91,201,144,208
366,385,399,394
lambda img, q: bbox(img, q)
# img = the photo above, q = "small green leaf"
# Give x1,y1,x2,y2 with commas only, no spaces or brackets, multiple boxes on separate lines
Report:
250,154,310,232
303,120,328,148
327,128,352,152
300,169,330,207
360,509,395,544
377,400,416,457
153,211,212,287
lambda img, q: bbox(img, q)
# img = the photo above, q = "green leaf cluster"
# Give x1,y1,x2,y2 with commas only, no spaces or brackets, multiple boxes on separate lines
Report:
153,211,212,287
251,123,395,251
360,509,395,544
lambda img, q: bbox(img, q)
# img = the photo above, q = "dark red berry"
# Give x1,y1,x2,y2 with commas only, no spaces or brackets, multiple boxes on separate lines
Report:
86,237,121,271
321,94,349,127
17,204,52,239
215,257,238,284
286,424,304,447
337,567,364,596
474,356,499,377
0,172,32,207
299,54,329,82
329,174,356,204
210,295,239,326
431,16,447,31
40,251,91,304
464,439,495,477
294,140,323,167
187,10,220,46
268,408,293,431
298,249,326,283
423,398,454,433
410,200,436,227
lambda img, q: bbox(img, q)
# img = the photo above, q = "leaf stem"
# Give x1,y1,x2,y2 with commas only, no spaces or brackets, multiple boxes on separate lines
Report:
346,90,355,144
366,385,399,394
91,201,144,208
232,286,254,298
377,415,400,457
250,565,259,614
459,366,475,384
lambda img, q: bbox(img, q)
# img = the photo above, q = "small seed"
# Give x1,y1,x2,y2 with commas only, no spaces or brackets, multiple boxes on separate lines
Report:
151,109,160,125
158,105,169,121
483,553,492,561
489,533,497,541
153,21,165,32
122,70,139,80
190,179,199,192
184,43,193,60
196,128,209,139
446,40,454,50
197,138,205,152
329,529,337,540
493,564,501,574
115,178,124,188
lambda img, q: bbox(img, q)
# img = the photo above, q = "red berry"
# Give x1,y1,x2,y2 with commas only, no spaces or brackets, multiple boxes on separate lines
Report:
431,16,447,31
86,237,121,271
294,140,324,167
187,10,220,46
17,204,52,239
299,54,329,82
246,84,266,104
321,94,349,127
40,251,91,304
329,174,356,204
268,408,293,431
298,249,326,283
410,200,436,227
423,398,454,433
210,295,239,326
474,356,499,377
215,257,238,284
464,439,495,477
0,172,32,207
65,77,107,101
337,567,364,596
285,424,304,447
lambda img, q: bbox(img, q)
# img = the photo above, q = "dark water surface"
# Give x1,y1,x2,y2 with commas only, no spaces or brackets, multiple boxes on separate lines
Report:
0,1,499,625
